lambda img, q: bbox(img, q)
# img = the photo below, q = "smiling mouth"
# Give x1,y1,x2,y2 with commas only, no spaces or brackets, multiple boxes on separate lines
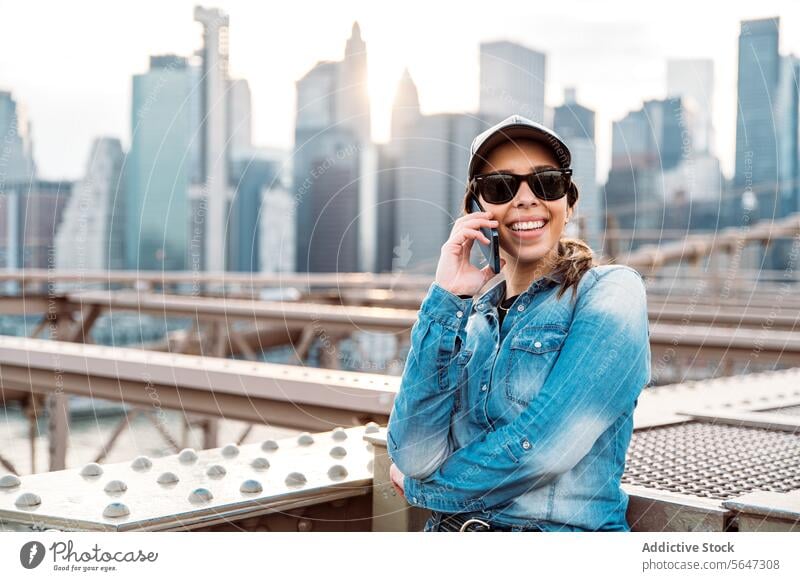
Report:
508,219,548,232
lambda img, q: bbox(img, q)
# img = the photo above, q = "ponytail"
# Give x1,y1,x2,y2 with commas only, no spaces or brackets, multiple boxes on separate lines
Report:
552,237,597,300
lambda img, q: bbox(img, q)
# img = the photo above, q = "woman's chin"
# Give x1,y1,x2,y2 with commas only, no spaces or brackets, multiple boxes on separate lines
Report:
504,249,553,266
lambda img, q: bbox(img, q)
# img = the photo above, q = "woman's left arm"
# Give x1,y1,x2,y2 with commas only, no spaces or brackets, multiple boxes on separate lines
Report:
402,266,651,514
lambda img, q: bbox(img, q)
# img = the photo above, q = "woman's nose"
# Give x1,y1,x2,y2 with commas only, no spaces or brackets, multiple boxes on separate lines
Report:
514,181,540,206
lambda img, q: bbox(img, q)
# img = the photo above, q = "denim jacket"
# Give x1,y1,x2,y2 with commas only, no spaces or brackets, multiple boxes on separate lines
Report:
387,264,651,532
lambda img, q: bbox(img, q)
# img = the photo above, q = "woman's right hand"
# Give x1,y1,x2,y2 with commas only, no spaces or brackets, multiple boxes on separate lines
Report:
435,211,506,296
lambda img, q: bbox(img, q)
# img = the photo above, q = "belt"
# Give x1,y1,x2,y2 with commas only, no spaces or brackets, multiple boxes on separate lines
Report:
435,512,542,532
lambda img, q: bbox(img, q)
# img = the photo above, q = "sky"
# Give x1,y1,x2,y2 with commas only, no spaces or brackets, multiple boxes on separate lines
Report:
2,0,800,182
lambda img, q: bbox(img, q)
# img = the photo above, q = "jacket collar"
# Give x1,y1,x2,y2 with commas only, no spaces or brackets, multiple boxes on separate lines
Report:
476,269,563,309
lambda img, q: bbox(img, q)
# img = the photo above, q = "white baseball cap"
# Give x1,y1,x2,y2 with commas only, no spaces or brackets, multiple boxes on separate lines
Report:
468,114,572,180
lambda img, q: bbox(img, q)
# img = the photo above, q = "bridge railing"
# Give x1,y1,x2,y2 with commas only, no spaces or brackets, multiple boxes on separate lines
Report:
3,369,800,532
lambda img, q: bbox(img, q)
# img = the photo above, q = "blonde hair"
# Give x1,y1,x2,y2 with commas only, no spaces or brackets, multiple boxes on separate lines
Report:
462,181,597,301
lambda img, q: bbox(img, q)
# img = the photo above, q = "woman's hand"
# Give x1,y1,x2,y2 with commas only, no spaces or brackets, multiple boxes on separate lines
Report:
389,463,406,497
435,211,506,296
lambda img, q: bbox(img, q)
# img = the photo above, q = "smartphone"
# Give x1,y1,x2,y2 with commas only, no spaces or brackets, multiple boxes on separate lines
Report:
468,196,501,274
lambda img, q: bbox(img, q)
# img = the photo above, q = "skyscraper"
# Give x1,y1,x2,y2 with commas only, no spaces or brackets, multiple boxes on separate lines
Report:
228,156,281,272
2,180,71,270
665,58,726,234
55,138,126,272
390,68,421,144
228,78,252,160
605,97,696,234
667,59,715,155
479,41,546,124
0,91,35,184
554,89,600,254
336,22,371,143
375,69,422,273
611,98,688,173
775,54,800,217
260,184,295,274
194,6,231,272
293,23,371,273
126,54,197,271
734,18,780,199
294,61,355,273
394,113,484,273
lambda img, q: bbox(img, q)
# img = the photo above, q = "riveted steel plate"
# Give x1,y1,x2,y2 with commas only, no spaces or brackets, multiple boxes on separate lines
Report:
0,425,377,532
762,404,800,417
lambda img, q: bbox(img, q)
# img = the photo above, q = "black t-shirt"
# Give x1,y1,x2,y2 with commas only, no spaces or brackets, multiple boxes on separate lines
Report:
497,292,519,327
458,292,520,327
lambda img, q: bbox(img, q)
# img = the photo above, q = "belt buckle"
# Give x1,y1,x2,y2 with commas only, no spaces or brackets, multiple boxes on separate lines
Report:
458,517,491,532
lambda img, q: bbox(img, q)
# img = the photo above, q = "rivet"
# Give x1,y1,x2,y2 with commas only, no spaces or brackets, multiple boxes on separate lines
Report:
297,519,313,532
80,463,103,478
364,421,380,433
157,471,179,485
189,488,214,504
130,456,152,471
330,446,348,459
104,480,127,495
0,474,21,488
328,464,348,480
332,427,348,441
14,492,41,508
261,440,279,452
206,464,227,478
297,433,314,446
221,444,239,458
103,502,130,518
240,479,263,494
285,472,307,487
251,457,271,471
179,449,198,464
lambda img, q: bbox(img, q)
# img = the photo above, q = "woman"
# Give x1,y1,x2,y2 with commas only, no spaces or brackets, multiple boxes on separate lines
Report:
386,115,651,532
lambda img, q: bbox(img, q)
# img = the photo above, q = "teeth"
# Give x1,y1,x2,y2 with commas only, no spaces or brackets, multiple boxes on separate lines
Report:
510,220,546,231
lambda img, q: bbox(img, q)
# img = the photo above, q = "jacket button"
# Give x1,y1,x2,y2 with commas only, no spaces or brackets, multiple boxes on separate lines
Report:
534,341,542,348
456,310,463,318
522,440,531,450
517,304,525,311
481,384,488,392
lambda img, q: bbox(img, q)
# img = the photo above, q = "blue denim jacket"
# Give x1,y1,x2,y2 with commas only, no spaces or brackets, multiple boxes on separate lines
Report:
387,264,651,532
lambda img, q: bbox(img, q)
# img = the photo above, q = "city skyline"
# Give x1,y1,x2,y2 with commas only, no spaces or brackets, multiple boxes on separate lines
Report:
3,1,800,183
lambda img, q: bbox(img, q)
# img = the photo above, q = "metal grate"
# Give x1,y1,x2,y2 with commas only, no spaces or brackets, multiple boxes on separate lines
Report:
622,421,800,500
761,404,800,417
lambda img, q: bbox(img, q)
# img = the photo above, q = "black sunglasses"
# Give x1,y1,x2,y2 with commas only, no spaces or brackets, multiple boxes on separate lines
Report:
470,168,573,204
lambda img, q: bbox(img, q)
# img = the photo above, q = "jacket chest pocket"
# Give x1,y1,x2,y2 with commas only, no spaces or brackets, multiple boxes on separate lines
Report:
452,349,472,413
504,326,568,405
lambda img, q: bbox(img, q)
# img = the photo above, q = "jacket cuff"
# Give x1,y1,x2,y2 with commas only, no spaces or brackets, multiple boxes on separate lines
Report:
403,475,486,513
419,282,475,331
